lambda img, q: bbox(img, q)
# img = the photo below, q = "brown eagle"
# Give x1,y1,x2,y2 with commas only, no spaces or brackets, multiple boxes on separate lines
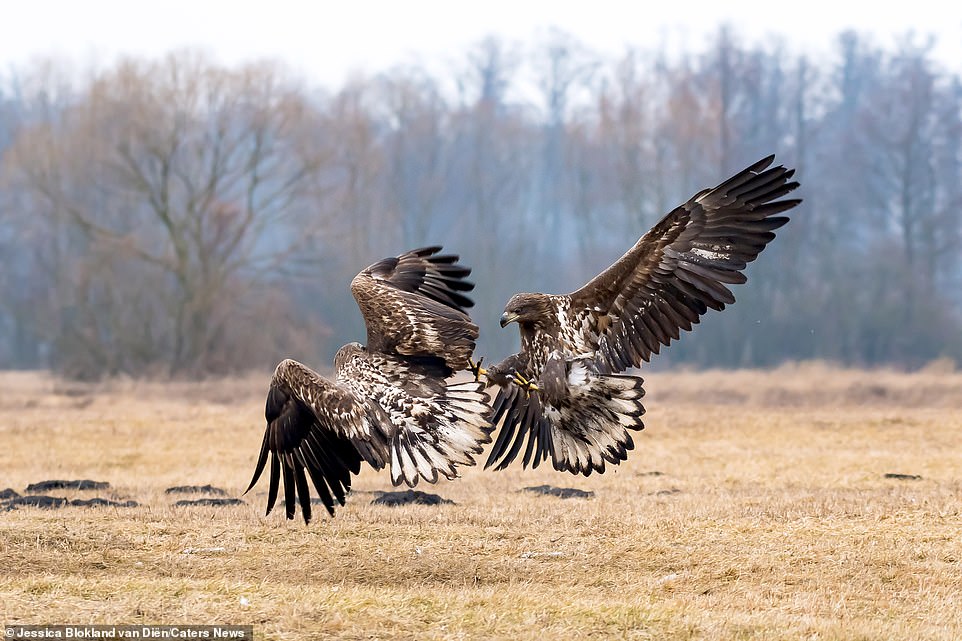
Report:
479,155,801,475
246,247,492,523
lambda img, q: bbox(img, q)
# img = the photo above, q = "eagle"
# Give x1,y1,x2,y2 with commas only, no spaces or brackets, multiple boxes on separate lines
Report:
246,247,493,523
477,155,801,476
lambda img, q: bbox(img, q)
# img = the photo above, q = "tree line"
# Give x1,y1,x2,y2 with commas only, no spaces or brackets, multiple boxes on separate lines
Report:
0,28,959,378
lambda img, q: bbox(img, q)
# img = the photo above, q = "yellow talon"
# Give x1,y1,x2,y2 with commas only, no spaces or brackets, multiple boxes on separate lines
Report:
512,371,539,395
469,357,487,382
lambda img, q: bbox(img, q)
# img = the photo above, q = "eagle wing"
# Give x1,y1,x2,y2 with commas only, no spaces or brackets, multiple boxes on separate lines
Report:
245,358,390,524
248,352,493,522
567,155,801,372
352,246,479,371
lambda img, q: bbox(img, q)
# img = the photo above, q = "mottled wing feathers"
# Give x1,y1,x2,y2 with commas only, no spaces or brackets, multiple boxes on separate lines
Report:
245,358,389,523
487,384,550,471
364,246,475,312
568,155,801,373
352,247,479,371
339,350,493,489
384,379,493,487
249,351,493,522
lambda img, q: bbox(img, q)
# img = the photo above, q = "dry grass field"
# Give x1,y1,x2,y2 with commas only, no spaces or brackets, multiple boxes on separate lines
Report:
1,362,961,640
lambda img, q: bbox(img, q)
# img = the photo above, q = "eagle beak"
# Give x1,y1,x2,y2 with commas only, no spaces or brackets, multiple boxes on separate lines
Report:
500,312,519,328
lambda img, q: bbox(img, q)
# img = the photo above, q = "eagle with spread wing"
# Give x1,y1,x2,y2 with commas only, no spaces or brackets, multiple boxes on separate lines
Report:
246,247,492,523
479,155,801,475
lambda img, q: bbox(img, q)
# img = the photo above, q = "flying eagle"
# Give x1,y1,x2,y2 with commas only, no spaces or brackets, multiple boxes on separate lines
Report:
479,155,801,475
246,247,492,523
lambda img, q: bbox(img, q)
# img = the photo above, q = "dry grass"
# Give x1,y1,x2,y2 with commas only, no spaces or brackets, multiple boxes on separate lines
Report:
1,365,961,640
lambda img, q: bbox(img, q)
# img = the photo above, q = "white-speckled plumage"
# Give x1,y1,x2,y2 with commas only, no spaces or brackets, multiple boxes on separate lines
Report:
247,247,492,523
486,156,801,475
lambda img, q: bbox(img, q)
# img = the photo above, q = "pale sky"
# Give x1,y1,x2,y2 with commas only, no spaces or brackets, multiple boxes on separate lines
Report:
1,0,960,86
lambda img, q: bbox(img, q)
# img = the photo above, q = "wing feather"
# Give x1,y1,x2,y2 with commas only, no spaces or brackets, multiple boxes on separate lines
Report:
298,442,337,509
487,386,522,465
266,448,280,516
566,156,801,373
332,350,493,489
485,356,646,475
245,359,387,523
364,246,475,312
351,248,479,371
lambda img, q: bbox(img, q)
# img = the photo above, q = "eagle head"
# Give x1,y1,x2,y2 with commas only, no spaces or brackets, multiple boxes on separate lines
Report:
333,342,366,370
500,293,554,328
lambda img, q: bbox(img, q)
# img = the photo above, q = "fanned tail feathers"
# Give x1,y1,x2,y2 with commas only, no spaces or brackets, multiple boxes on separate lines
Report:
390,380,493,487
485,368,646,476
550,369,646,475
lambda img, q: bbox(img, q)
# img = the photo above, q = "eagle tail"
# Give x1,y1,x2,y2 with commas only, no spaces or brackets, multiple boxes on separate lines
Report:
389,380,493,487
550,368,646,476
485,365,646,476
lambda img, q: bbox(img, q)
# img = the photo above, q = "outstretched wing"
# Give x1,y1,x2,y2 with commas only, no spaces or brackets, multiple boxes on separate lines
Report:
363,246,475,312
567,155,801,373
352,247,479,371
245,359,389,524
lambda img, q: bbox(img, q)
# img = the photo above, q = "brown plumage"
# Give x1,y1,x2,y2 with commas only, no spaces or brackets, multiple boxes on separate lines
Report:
247,247,492,523
351,247,477,370
485,155,802,475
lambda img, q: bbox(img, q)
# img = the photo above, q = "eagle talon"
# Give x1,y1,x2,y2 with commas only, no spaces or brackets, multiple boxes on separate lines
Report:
512,371,539,396
469,357,487,382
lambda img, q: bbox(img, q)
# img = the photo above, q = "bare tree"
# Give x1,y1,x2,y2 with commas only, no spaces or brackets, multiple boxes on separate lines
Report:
531,29,599,243
4,52,330,376
376,66,450,247
448,37,540,355
2,31,962,374
596,49,656,226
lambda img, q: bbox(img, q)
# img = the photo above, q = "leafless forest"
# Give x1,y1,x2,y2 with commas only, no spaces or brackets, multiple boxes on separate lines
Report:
1,27,960,378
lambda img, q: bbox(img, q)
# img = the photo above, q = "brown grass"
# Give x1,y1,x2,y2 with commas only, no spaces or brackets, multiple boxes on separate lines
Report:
1,365,961,640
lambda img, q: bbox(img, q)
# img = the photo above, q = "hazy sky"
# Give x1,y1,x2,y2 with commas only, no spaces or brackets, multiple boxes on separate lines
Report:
2,0,960,86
